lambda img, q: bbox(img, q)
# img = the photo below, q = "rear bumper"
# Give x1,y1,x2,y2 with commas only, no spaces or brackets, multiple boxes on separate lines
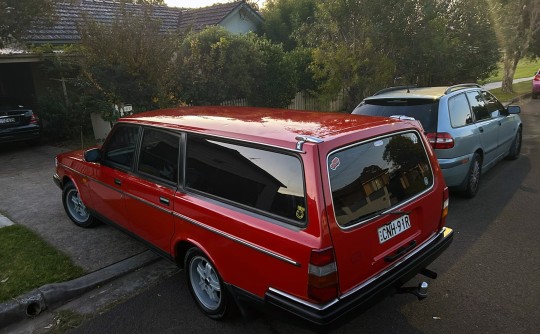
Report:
0,126,40,144
263,227,454,329
438,155,472,187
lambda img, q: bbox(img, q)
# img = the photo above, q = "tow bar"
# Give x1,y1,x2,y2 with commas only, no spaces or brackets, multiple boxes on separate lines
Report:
397,268,438,300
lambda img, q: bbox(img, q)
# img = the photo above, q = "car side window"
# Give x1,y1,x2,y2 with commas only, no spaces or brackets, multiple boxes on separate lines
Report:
448,93,473,127
481,91,506,116
466,91,490,121
185,135,307,225
102,125,139,169
137,128,180,183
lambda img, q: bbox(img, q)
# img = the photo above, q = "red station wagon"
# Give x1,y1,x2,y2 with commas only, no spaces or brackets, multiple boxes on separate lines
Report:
54,107,453,328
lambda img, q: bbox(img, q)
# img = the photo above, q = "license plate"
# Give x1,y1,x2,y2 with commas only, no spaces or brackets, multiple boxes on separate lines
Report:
378,215,411,244
0,118,16,124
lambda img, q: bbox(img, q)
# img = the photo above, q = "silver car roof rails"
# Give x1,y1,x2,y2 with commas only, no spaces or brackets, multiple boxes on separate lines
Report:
444,83,481,94
373,85,418,96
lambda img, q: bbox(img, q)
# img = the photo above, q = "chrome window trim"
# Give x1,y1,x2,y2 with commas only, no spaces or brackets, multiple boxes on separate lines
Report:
172,211,301,267
326,129,436,230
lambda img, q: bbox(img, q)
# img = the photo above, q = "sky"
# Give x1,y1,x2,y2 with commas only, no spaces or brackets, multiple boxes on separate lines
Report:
164,0,266,9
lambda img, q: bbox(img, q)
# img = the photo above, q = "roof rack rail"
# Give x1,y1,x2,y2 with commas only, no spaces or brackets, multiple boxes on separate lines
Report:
444,83,481,94
373,85,417,96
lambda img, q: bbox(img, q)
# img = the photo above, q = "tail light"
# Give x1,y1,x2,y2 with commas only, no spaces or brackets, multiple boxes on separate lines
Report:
308,247,338,303
426,132,454,149
30,113,39,125
534,75,540,81
439,186,449,229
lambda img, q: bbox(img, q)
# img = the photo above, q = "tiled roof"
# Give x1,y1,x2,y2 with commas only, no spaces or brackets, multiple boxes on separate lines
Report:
26,0,254,44
179,1,243,32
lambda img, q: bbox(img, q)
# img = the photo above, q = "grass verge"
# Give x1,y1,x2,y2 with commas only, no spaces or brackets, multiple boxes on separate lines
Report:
488,81,531,103
0,224,84,303
483,58,540,83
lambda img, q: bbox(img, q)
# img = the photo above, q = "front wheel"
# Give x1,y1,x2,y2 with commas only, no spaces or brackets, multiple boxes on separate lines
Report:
461,153,482,198
62,182,98,228
185,248,232,320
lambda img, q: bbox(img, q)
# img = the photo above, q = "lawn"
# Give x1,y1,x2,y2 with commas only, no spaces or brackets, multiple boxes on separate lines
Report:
0,224,84,302
483,58,540,83
488,81,532,103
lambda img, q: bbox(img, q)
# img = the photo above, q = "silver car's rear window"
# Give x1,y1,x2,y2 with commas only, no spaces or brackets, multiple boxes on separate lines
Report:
328,131,434,228
353,99,439,133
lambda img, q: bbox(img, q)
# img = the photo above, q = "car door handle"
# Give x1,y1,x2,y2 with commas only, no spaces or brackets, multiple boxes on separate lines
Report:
159,197,170,206
384,240,417,262
114,178,122,186
478,127,484,133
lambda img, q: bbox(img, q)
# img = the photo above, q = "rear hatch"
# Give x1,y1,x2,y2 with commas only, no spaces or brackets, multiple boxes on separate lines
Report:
325,130,443,294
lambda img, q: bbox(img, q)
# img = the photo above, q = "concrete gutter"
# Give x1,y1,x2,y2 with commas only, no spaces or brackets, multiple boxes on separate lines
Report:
0,250,160,329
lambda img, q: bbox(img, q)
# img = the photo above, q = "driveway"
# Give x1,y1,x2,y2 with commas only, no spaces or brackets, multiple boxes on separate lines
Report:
0,143,147,272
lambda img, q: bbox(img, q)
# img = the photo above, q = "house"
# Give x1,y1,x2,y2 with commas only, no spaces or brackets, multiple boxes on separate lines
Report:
0,0,263,109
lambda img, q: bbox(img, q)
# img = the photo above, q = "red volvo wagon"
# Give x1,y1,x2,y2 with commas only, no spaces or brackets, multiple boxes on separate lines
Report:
54,107,453,328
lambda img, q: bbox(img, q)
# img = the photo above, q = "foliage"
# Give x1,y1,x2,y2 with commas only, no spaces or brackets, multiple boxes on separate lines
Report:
247,37,297,108
260,0,317,51
0,0,56,47
78,5,181,117
175,27,261,105
295,0,500,110
175,27,298,108
487,0,540,92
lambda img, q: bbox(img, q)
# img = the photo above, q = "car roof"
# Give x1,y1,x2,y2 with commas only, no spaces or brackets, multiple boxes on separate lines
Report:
120,106,401,150
365,85,481,100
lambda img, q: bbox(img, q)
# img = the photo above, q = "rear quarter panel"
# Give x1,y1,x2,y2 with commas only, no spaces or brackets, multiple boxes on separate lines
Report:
170,145,332,300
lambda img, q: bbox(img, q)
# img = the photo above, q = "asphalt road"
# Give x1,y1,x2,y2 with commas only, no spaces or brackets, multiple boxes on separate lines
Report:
66,97,540,334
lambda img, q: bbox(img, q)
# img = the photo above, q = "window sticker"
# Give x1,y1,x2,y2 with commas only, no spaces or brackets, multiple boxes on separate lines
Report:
374,140,384,147
330,157,341,171
296,206,306,220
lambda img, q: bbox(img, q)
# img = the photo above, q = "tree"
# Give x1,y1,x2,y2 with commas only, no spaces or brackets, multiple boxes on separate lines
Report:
488,0,540,92
247,37,297,108
260,0,317,51
78,5,181,117
175,27,261,105
0,0,56,47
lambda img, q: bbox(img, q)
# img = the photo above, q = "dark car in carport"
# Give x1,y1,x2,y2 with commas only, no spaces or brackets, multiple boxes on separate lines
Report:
0,105,40,145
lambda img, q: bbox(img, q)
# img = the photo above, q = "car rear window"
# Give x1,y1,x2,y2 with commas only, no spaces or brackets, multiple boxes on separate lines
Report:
328,131,433,228
352,99,439,132
186,135,307,225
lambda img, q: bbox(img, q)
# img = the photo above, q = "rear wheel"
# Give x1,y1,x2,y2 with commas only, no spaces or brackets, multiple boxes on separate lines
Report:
506,127,522,160
185,248,232,320
62,182,98,228
461,153,482,198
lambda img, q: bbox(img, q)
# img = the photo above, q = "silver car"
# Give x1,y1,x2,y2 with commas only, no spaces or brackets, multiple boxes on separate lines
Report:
352,84,522,197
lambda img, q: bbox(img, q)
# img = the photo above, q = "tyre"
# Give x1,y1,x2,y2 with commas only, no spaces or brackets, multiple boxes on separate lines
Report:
532,92,538,99
62,182,98,228
506,127,522,160
185,248,232,320
461,153,482,198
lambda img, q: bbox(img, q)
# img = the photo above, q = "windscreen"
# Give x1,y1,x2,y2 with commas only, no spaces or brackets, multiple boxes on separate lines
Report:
328,131,434,228
352,99,439,133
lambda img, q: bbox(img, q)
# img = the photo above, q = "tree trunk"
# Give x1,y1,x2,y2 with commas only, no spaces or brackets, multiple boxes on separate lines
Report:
501,50,520,93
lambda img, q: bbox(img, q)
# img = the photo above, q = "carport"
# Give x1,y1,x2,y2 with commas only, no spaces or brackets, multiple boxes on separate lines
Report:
0,53,41,109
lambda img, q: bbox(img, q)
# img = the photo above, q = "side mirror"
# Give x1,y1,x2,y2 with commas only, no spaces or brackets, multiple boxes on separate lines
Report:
507,105,521,115
84,148,101,163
